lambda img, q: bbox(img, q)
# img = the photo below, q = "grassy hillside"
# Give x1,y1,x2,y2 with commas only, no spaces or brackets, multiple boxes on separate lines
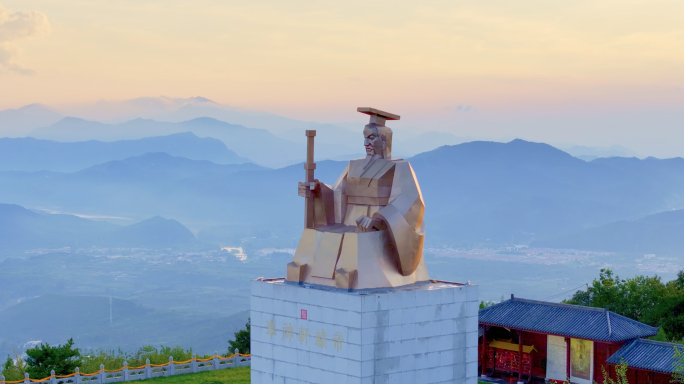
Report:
143,368,250,384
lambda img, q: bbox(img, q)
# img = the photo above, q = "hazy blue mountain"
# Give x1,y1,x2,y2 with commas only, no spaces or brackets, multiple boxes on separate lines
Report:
165,104,363,144
393,131,472,156
558,144,639,158
30,117,358,167
262,124,474,158
408,140,684,244
576,155,599,162
7,97,363,152
78,152,266,180
0,104,65,137
0,133,249,172
61,96,218,123
0,204,198,250
0,156,346,239
0,294,249,357
102,216,197,248
0,204,118,249
4,140,684,247
591,156,684,176
534,209,684,254
9,98,485,162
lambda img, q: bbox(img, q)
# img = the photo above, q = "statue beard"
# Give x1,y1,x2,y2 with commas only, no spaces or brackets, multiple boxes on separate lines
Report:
363,137,386,170
363,153,380,170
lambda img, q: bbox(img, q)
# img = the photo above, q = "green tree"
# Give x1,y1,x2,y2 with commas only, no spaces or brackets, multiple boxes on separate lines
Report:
2,351,27,381
25,338,80,378
674,346,684,384
658,271,684,342
564,269,684,341
602,360,629,384
78,345,194,374
229,319,250,354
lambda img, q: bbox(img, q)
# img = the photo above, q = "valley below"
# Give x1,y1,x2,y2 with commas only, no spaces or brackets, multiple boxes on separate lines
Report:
1,243,680,359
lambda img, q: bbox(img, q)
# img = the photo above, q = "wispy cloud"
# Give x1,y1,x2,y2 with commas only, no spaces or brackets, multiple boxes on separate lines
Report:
445,105,476,112
0,3,50,75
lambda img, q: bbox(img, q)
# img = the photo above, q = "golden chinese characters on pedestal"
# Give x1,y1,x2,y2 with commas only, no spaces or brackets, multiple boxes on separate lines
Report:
286,107,429,290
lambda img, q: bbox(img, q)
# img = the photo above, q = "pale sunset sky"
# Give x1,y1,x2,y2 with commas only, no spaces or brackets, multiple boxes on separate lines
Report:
1,0,683,154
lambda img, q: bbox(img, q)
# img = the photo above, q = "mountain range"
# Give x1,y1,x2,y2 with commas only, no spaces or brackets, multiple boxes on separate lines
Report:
0,99,487,160
1,99,638,163
3,139,684,249
0,132,248,172
535,208,684,254
29,117,363,167
558,144,639,160
0,104,65,137
0,204,197,250
408,140,684,245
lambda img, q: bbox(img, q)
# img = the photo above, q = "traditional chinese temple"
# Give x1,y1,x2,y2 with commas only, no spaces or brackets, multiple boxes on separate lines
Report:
606,339,682,384
477,295,682,384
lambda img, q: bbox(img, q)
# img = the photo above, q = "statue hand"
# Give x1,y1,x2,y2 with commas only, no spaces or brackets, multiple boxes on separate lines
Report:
298,181,319,197
355,215,385,232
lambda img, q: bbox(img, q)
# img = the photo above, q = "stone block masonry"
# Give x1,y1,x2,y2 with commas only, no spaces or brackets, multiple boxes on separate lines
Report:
250,279,479,384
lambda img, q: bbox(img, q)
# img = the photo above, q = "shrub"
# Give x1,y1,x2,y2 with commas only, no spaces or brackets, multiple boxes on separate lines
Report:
229,319,250,354
2,351,27,381
25,338,80,378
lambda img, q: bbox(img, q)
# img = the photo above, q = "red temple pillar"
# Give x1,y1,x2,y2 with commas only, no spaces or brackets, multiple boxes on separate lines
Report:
518,330,523,383
482,327,487,376
566,337,571,383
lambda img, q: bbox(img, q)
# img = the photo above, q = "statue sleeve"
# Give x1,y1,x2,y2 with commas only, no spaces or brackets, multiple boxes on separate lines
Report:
331,163,350,224
312,163,349,226
372,161,425,276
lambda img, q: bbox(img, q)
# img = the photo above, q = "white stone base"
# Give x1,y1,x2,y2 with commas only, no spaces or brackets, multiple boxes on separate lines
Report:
250,279,479,384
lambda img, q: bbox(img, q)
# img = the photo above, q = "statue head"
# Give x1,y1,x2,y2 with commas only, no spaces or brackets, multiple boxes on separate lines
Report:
363,124,393,158
357,107,400,159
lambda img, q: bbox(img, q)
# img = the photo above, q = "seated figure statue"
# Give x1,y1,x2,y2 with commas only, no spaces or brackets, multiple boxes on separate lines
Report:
286,107,429,290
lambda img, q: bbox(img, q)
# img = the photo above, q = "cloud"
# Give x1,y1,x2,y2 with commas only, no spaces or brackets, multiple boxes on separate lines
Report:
445,105,476,112
0,3,50,75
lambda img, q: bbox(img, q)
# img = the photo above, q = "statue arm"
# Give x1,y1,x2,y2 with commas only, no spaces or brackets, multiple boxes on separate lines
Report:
372,161,425,276
308,163,349,226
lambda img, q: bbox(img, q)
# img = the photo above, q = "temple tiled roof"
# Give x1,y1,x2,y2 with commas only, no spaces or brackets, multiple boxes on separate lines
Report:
607,339,683,374
478,297,659,342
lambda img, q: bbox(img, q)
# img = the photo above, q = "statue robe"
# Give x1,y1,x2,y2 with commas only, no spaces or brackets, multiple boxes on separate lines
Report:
288,156,429,290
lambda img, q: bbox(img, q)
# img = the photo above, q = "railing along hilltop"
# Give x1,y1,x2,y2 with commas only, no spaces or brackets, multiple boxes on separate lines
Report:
0,349,251,384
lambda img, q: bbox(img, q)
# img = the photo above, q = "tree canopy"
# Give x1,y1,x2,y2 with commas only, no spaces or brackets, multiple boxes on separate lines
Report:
229,319,250,354
565,269,684,342
24,338,80,378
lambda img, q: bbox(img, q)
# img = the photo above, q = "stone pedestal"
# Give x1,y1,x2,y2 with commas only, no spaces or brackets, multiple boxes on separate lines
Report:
250,279,479,384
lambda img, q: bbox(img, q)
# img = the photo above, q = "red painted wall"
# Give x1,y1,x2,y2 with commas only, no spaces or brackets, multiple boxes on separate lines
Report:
521,331,548,378
594,342,617,383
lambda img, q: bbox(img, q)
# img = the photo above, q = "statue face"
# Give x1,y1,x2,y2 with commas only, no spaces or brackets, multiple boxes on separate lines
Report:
364,126,386,157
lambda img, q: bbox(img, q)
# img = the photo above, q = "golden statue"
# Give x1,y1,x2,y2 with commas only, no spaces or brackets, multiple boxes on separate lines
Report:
286,107,429,290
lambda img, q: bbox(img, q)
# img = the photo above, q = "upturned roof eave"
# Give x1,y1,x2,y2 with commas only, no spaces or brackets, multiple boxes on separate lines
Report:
479,321,632,343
